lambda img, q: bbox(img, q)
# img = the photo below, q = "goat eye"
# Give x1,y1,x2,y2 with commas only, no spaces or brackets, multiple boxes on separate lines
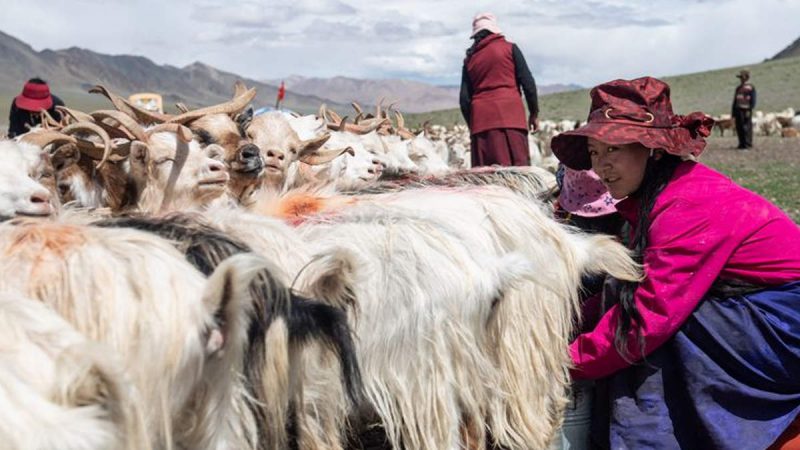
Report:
154,157,175,165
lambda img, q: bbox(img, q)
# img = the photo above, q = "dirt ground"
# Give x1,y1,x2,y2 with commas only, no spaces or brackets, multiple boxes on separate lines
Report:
699,135,800,222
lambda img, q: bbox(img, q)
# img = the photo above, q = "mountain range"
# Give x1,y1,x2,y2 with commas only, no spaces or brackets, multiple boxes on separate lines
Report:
0,29,579,119
773,35,800,60
0,29,348,116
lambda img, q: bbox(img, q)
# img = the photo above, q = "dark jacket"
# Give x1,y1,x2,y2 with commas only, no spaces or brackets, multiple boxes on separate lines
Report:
732,83,756,113
460,34,538,135
7,95,65,138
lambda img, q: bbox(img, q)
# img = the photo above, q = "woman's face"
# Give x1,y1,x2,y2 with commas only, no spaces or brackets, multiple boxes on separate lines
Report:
588,138,652,199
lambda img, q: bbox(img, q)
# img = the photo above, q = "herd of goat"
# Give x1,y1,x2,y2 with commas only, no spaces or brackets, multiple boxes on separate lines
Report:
0,82,645,450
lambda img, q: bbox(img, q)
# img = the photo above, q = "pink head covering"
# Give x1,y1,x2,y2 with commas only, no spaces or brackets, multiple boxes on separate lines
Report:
471,12,502,37
559,167,619,217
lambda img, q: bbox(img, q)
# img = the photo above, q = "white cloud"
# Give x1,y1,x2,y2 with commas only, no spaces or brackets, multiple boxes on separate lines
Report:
0,0,797,87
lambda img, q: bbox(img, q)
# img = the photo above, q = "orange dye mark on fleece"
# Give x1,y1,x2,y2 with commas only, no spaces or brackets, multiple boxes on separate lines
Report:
4,221,87,259
275,193,356,226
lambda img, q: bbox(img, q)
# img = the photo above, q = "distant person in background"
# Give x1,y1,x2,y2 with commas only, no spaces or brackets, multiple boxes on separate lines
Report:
460,12,539,167
7,77,64,138
732,69,756,149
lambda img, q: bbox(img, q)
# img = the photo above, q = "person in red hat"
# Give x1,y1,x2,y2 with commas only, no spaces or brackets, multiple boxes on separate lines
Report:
7,77,64,138
459,12,539,168
551,76,800,450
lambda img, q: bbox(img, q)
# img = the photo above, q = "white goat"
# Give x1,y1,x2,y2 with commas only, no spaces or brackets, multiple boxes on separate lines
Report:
0,140,57,220
0,294,147,450
0,220,269,449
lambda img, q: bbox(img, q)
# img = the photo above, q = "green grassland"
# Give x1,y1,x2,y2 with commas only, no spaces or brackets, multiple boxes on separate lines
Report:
405,56,800,126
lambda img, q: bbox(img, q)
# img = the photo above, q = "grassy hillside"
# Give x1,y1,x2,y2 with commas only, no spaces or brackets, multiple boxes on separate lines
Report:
405,56,800,127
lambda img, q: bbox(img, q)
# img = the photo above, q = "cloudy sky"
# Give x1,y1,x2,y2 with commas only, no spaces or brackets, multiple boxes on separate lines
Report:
1,0,798,87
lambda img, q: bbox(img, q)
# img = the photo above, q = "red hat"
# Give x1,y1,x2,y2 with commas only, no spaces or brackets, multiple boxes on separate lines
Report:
551,77,714,170
14,80,54,112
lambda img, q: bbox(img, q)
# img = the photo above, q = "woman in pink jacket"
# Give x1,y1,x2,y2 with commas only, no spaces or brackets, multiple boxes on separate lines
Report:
551,77,800,450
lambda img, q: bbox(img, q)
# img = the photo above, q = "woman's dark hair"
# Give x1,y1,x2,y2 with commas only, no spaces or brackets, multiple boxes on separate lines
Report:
465,29,493,59
27,77,47,84
611,152,682,361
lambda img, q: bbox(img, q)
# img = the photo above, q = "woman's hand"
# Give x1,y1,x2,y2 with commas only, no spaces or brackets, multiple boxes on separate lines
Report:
529,115,540,132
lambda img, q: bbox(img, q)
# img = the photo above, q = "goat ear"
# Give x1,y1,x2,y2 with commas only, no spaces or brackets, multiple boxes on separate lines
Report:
129,142,149,165
235,107,254,135
201,253,265,357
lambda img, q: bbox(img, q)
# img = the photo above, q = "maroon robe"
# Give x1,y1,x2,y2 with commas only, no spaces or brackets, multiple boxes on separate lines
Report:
465,34,530,167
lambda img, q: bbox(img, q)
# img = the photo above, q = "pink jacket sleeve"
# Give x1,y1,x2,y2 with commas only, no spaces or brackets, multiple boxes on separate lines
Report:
569,198,739,380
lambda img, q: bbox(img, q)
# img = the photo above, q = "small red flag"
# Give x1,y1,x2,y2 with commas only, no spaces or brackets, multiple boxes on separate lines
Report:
277,81,286,101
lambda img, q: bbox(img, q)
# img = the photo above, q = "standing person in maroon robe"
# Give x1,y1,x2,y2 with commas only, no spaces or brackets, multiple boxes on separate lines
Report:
460,12,539,168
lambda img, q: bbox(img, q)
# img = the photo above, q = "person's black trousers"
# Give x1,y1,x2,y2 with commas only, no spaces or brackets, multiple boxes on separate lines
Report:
734,108,753,148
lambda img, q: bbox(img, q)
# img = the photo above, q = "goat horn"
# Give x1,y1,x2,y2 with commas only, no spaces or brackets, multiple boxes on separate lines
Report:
351,102,363,115
375,97,384,121
318,103,330,122
166,88,257,124
394,110,405,129
90,110,149,143
89,85,170,124
233,81,247,98
159,138,190,213
175,102,190,113
397,127,416,140
56,106,95,124
38,109,61,130
394,110,415,139
19,131,78,150
385,102,397,120
343,118,389,135
61,122,113,169
300,146,355,166
325,115,349,132
326,108,343,124
146,124,193,143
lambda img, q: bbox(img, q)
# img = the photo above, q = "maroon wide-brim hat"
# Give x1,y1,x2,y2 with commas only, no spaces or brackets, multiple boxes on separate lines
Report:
15,81,53,111
552,77,715,170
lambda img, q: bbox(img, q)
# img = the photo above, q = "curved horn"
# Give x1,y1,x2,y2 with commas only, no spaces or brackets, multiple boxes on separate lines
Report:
318,103,330,122
343,118,389,135
355,117,386,128
351,102,363,116
299,146,355,166
56,106,95,124
38,109,61,130
233,81,247,98
89,85,170,124
166,88,257,124
394,110,405,129
394,110,415,139
146,124,193,143
90,110,149,142
175,102,190,113
375,97,384,121
19,131,78,150
325,115,349,132
61,122,113,169
385,102,397,119
159,137,190,213
326,107,343,124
